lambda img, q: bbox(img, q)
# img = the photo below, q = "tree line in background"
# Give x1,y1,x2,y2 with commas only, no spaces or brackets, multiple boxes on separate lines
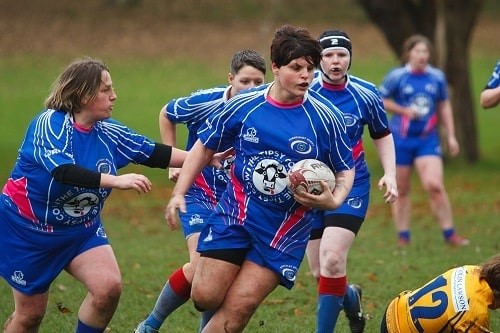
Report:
107,0,486,163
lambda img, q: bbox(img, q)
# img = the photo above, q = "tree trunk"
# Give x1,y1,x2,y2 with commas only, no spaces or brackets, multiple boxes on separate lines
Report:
441,0,483,162
357,0,483,163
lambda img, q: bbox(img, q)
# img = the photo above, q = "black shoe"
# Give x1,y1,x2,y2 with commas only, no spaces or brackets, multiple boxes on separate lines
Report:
345,284,366,333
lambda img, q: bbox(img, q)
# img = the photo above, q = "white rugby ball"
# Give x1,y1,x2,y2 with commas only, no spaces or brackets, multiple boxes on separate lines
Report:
287,159,335,195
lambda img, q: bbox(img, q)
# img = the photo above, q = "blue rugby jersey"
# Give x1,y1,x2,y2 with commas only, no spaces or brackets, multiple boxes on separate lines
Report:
165,86,231,205
1,109,155,231
197,83,353,258
485,60,500,89
379,64,448,138
310,72,390,187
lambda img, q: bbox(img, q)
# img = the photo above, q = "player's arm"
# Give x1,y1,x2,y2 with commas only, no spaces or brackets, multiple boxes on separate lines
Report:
159,105,182,181
293,168,354,211
382,98,418,119
52,164,153,193
372,133,398,203
480,86,500,109
165,140,215,229
437,100,459,157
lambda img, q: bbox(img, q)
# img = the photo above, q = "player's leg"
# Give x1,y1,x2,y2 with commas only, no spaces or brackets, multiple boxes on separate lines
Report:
317,224,355,333
306,237,321,280
191,223,249,312
391,136,415,246
136,233,200,333
306,212,324,282
66,245,122,332
201,260,281,333
3,289,49,333
191,254,242,311
391,165,412,245
414,155,468,245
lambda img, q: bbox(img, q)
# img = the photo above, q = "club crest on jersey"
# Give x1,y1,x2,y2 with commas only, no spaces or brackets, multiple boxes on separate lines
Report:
97,159,113,174
289,136,314,155
280,265,297,282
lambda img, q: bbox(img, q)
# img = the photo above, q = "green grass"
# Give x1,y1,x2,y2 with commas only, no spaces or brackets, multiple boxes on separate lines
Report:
0,55,499,332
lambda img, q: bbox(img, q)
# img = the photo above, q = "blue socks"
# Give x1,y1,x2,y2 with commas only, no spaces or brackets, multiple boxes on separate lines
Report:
144,281,190,329
76,319,104,333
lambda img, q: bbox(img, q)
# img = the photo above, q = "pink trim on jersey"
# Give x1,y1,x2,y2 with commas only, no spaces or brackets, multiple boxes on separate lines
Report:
266,94,303,108
73,121,93,133
2,177,38,223
321,80,347,91
422,113,438,136
352,139,364,161
270,204,309,248
399,115,411,136
193,173,217,205
229,169,248,225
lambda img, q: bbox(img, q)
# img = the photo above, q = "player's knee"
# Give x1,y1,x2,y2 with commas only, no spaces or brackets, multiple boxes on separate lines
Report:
12,310,45,331
191,287,222,311
321,251,345,272
91,279,122,312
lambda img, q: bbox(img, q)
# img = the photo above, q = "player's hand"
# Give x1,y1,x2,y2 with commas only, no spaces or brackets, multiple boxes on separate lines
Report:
293,181,340,210
168,167,181,182
210,148,235,170
378,175,398,203
165,194,186,230
404,106,419,120
447,136,459,157
113,173,152,194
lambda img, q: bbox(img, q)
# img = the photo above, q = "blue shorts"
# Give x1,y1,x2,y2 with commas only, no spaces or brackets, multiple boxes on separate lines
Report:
178,198,215,238
197,223,301,290
311,180,370,233
394,133,441,166
0,201,109,295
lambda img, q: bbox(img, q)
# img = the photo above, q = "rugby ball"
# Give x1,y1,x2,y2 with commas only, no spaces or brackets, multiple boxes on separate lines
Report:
287,159,335,195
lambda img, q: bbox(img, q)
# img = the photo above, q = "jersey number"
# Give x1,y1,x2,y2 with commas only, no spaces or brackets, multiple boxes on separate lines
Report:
408,275,448,332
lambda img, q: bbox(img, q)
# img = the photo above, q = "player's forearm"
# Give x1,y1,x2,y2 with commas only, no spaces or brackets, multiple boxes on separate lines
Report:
480,87,500,109
332,168,354,207
438,101,456,139
373,134,396,178
171,140,213,196
383,99,407,115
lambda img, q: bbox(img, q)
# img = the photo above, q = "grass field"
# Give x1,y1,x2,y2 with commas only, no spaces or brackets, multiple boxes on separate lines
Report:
0,3,499,330
0,53,499,332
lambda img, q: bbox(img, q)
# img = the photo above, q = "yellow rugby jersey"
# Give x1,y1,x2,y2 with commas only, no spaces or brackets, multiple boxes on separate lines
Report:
385,265,494,332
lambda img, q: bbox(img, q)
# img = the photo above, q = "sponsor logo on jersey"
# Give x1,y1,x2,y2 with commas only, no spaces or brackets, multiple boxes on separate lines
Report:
451,267,469,312
245,152,294,204
189,214,204,226
243,127,259,143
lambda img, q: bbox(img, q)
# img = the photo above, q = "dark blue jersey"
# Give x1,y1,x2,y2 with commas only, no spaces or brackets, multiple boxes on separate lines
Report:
2,109,155,231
